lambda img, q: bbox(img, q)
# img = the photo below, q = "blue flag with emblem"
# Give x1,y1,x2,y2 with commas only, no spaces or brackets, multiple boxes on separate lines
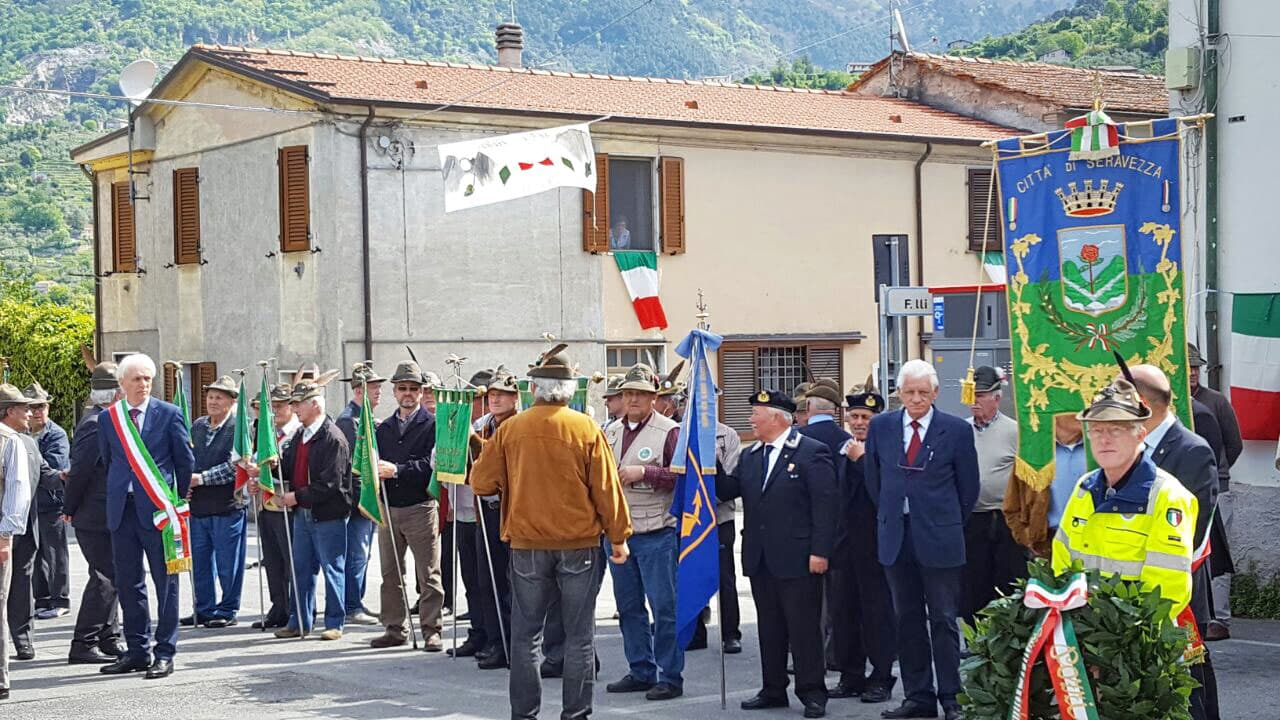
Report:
669,328,723,647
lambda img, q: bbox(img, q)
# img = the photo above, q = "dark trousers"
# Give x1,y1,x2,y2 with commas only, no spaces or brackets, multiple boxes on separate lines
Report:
5,527,38,647
830,501,898,688
544,545,607,667
454,520,485,645
691,519,741,646
258,510,292,626
112,496,181,661
476,500,511,653
71,528,120,649
960,510,1026,622
34,511,71,610
884,518,963,711
750,570,828,705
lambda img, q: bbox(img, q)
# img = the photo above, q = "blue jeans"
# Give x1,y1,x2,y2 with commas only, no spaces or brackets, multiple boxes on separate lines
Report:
606,527,683,687
190,509,248,620
345,514,375,614
287,510,347,633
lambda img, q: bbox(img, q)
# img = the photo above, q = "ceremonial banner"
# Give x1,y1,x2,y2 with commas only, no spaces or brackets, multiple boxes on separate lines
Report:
996,117,1191,488
353,390,383,524
669,328,722,647
517,377,589,414
438,123,596,212
1229,292,1280,440
254,372,279,499
434,388,476,485
231,378,252,494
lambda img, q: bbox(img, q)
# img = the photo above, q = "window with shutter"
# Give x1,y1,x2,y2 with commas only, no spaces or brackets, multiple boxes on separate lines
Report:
163,363,177,402
659,156,685,255
194,361,217,418
111,181,136,272
968,168,999,253
173,167,201,265
718,345,757,434
719,343,848,435
807,346,843,385
278,145,310,253
582,152,610,253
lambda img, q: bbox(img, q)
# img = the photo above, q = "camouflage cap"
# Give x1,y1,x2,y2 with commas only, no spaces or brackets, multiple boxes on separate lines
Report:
22,382,52,404
1077,379,1152,423
90,362,120,391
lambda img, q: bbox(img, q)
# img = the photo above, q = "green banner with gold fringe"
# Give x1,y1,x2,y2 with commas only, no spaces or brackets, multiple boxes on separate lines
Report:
433,387,476,485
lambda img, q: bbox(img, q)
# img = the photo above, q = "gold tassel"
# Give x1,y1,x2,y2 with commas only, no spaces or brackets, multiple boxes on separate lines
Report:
960,367,976,406
167,557,193,575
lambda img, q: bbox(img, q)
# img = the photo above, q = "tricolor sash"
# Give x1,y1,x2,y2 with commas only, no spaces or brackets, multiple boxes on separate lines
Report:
106,401,192,574
1176,511,1214,664
1010,574,1100,720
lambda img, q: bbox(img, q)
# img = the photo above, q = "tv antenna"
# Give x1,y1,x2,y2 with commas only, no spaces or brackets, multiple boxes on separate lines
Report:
118,59,158,207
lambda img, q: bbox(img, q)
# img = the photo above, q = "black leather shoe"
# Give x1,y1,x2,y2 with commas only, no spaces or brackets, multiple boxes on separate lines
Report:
144,658,175,679
448,638,483,658
686,634,708,650
69,646,116,665
803,699,827,718
943,707,963,720
645,683,683,701
205,617,230,628
829,681,864,699
477,652,508,670
606,675,655,693
741,693,789,710
99,639,127,657
540,660,563,679
251,619,285,630
861,683,894,704
179,615,209,627
882,700,938,718
0,688,8,700
15,644,35,661
101,655,151,675
475,643,498,662
722,638,743,654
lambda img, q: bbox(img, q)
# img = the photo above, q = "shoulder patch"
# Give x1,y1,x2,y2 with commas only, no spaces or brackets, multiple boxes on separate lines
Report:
1166,508,1184,527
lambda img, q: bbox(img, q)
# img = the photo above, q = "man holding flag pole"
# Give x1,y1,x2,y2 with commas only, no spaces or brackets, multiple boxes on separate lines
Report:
165,362,203,631
247,377,302,631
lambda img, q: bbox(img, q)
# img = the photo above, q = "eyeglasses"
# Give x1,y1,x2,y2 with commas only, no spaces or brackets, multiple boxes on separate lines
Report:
897,445,935,473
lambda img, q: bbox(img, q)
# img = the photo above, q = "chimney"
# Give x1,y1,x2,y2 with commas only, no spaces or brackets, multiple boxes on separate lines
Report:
496,22,524,68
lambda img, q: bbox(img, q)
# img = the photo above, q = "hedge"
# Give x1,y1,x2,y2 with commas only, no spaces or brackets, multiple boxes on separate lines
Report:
0,293,94,430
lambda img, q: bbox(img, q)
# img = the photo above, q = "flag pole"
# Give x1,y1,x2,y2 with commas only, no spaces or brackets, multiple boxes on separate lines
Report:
696,291,727,711
250,360,273,630
172,362,202,627
369,376,420,649
276,463,307,640
450,482,459,658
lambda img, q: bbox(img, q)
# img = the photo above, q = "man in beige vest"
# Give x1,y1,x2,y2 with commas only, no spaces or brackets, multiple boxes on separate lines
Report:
1,385,38,700
603,364,685,701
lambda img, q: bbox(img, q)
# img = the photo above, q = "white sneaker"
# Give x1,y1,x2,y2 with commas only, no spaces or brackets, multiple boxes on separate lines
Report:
37,608,69,620
346,611,380,626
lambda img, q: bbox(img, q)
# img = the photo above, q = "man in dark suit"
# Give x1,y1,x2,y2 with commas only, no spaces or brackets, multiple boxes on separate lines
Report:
718,389,837,719
61,362,126,664
96,354,195,680
1129,365,1219,720
864,360,979,720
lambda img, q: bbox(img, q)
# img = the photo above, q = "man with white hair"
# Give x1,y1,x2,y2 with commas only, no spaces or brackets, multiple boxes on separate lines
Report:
96,353,194,680
718,389,837,718
275,376,350,641
472,345,631,720
961,366,1024,624
864,359,978,720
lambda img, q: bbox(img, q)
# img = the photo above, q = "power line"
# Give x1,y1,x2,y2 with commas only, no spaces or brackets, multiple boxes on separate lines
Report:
0,84,339,119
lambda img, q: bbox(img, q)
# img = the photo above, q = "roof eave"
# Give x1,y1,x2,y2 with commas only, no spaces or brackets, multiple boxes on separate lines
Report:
69,127,128,161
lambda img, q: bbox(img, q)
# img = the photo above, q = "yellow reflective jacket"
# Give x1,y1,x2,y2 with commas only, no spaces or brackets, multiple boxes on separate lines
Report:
1052,455,1197,620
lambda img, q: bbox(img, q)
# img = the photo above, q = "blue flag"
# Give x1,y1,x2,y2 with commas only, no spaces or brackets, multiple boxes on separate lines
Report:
670,328,723,647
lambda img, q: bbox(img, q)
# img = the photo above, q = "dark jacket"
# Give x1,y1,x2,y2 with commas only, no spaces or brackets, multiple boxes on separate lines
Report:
373,407,436,508
281,417,350,522
799,418,856,567
98,399,195,533
718,429,838,579
1193,384,1243,490
865,407,980,569
34,418,70,513
1149,419,1219,625
63,407,110,533
189,415,238,517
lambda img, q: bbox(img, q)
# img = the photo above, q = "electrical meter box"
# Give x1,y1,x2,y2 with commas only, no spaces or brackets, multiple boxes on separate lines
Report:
928,284,1015,418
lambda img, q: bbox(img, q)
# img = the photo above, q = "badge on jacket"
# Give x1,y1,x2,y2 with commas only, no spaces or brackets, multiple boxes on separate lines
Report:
1166,508,1183,527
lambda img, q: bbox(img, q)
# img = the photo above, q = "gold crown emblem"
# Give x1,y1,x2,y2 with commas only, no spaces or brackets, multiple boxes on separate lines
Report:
1055,180,1124,217
757,391,770,402
866,396,877,407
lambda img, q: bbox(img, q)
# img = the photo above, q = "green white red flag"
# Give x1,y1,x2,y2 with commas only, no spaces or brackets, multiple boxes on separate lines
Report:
614,250,668,330
1229,293,1280,440
231,377,252,492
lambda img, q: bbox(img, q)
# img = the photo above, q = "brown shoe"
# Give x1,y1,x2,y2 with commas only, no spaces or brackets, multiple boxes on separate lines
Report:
423,634,444,653
1205,622,1231,642
319,629,343,641
273,627,302,639
371,632,407,648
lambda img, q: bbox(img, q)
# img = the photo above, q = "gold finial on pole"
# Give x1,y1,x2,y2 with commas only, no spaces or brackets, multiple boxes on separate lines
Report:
695,288,710,331
1092,69,1104,113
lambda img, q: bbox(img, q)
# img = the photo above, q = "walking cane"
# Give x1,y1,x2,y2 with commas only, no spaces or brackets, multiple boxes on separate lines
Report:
474,496,508,657
275,464,307,640
379,477,420,649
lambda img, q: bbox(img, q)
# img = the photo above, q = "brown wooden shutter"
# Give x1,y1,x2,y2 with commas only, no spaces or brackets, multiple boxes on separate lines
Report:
278,145,311,252
582,152,610,253
194,362,217,418
806,346,843,386
659,156,686,255
968,168,998,253
718,344,758,436
111,181,137,272
172,167,201,265
163,363,176,402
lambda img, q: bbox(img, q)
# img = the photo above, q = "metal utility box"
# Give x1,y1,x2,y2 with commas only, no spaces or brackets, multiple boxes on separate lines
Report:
1165,47,1201,91
928,284,1015,418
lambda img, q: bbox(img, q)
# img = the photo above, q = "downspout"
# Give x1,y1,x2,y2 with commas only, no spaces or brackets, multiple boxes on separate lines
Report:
1204,0,1221,389
80,164,104,357
913,142,933,358
359,106,376,362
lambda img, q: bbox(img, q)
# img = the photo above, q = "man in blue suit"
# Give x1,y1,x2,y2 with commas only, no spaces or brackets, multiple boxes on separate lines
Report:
865,360,979,720
97,354,194,680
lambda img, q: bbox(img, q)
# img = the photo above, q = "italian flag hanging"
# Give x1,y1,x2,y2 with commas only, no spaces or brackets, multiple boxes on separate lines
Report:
1065,109,1119,161
1229,293,1280,440
614,250,668,330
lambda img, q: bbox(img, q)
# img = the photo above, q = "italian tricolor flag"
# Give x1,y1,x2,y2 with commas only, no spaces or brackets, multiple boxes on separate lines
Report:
1230,293,1280,440
614,251,668,330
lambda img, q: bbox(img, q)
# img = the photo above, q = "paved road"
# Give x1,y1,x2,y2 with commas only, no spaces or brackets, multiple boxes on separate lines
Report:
5,523,1277,719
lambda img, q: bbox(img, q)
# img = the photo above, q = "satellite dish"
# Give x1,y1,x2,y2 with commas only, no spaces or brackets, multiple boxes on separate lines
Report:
119,59,158,106
893,8,912,53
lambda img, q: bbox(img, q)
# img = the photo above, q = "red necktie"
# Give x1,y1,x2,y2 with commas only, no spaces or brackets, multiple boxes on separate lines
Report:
906,420,922,465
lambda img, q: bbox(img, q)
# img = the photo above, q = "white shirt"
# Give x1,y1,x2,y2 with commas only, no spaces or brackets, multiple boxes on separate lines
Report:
760,430,791,490
0,427,32,536
1143,412,1178,459
901,407,934,515
301,414,326,443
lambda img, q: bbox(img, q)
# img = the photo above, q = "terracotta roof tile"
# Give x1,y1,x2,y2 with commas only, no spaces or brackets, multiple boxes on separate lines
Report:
854,52,1168,115
190,45,1011,142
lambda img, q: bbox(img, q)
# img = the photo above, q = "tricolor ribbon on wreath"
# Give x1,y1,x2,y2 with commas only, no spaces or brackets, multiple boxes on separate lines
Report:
1176,507,1215,664
105,400,193,574
1009,573,1099,720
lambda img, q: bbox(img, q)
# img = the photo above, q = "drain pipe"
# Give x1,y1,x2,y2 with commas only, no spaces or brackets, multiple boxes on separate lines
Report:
359,106,376,362
913,142,933,358
80,164,104,357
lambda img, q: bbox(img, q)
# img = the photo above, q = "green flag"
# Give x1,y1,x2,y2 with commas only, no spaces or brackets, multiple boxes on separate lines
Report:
231,377,253,492
253,372,279,498
173,368,192,434
353,389,383,524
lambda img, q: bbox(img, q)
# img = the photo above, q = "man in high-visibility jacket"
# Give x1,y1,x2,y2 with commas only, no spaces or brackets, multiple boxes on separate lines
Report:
1052,379,1197,621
